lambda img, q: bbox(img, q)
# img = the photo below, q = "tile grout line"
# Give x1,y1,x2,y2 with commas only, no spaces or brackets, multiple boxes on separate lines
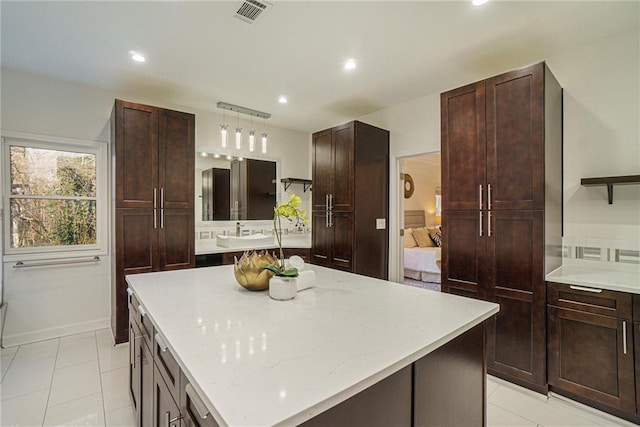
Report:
95,330,108,427
0,348,18,384
41,337,61,427
488,402,540,426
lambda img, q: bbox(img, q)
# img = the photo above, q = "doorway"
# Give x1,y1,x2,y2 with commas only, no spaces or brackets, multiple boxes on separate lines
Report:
399,152,442,291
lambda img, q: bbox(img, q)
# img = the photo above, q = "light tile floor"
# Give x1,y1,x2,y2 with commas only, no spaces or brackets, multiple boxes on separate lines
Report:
0,329,636,426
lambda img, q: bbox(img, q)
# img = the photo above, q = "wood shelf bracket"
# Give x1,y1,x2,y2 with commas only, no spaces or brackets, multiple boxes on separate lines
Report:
281,178,312,192
580,175,640,204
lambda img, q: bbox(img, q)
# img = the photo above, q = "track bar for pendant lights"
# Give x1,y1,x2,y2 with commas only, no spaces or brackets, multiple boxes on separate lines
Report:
217,102,271,119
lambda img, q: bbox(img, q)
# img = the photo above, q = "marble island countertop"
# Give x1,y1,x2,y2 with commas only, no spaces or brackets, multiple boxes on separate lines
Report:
126,265,498,426
546,264,640,294
196,233,311,255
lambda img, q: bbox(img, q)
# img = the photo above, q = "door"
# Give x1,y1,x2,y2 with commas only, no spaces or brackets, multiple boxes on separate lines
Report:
213,169,230,221
115,100,159,209
331,212,353,272
441,210,486,300
485,211,545,388
311,211,331,267
486,63,545,211
312,129,332,210
441,81,486,212
159,209,195,270
331,122,354,211
548,307,635,413
159,109,195,210
154,366,181,427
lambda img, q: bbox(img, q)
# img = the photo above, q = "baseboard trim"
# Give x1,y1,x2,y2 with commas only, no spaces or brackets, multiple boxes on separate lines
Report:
2,317,111,347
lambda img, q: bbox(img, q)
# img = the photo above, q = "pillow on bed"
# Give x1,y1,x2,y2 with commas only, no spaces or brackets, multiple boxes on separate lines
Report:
412,227,435,248
429,228,442,247
404,228,417,248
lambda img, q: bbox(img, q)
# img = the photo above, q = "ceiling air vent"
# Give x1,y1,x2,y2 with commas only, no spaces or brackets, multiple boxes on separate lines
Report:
234,0,272,24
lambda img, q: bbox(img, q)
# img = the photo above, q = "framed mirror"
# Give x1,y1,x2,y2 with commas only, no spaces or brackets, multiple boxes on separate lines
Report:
196,154,279,222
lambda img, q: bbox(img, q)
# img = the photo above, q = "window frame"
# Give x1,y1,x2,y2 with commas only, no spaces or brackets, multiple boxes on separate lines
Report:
2,131,109,260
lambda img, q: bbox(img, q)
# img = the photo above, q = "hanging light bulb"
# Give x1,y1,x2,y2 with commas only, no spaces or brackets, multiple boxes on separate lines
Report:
220,108,228,148
249,130,256,152
235,111,242,150
261,117,268,154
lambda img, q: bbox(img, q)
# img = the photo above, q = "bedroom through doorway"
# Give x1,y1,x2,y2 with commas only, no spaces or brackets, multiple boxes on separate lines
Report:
400,152,442,292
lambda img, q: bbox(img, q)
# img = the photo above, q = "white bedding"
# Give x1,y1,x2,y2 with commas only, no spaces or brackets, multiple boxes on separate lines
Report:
404,247,441,274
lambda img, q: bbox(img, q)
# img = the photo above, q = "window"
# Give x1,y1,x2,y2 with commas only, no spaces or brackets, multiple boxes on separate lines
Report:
3,133,108,257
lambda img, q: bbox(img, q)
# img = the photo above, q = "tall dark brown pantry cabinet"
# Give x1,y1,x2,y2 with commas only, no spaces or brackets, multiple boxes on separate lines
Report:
112,100,195,344
441,62,563,393
312,121,389,280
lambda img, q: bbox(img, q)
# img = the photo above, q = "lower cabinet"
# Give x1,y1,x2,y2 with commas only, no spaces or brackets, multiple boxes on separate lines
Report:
180,372,219,427
154,364,181,427
547,282,638,422
636,320,640,417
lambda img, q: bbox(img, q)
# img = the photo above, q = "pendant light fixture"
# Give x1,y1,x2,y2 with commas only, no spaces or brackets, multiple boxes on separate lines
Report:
261,117,268,154
217,102,270,153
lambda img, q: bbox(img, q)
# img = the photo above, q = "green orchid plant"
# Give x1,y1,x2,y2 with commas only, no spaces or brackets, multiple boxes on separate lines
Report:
264,194,308,277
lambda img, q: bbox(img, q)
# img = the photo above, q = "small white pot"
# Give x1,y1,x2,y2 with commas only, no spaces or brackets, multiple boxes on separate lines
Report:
269,276,297,301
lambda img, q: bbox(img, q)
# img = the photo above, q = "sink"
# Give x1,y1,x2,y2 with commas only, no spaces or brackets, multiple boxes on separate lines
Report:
216,233,275,249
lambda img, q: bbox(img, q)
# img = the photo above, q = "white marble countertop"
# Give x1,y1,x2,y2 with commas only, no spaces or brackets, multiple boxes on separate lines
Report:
546,265,640,294
126,265,498,427
196,234,311,255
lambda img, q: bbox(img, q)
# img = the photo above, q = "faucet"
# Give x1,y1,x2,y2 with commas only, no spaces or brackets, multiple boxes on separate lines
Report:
236,222,244,236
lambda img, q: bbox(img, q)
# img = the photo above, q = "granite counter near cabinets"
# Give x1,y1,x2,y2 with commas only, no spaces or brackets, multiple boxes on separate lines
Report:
546,264,640,294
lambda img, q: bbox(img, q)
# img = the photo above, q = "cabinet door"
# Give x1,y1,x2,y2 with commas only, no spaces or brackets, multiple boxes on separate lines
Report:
331,212,354,272
117,208,158,274
331,122,354,211
115,100,159,209
159,209,195,270
486,63,545,211
548,306,635,413
159,109,195,210
312,129,332,210
180,372,220,427
154,365,182,427
311,211,331,267
441,81,486,211
635,322,640,415
212,169,231,221
486,211,546,389
141,339,154,427
441,211,486,300
129,319,142,425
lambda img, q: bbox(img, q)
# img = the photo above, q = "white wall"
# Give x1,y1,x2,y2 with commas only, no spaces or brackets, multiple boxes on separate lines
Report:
1,67,310,345
359,28,640,282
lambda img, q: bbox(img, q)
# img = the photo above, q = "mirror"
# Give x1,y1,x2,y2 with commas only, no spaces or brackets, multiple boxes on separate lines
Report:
197,155,278,221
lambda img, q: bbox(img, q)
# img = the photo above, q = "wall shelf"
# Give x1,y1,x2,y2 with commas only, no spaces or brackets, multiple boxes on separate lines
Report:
580,174,640,204
281,178,312,192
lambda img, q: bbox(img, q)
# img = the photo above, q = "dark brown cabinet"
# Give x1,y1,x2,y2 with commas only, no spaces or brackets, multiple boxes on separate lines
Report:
441,62,563,393
635,295,640,416
129,293,154,427
311,121,389,279
154,365,182,427
113,100,195,344
547,282,637,419
230,158,276,220
201,168,230,221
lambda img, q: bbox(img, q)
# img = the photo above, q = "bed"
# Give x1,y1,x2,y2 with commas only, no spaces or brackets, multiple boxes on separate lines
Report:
404,210,441,284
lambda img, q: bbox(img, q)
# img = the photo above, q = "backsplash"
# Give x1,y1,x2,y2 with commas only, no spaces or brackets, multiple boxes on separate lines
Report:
195,221,311,241
562,237,640,268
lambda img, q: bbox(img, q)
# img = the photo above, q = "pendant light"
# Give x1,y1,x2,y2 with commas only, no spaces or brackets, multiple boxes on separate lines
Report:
235,111,242,150
261,117,268,154
220,108,228,148
249,115,256,152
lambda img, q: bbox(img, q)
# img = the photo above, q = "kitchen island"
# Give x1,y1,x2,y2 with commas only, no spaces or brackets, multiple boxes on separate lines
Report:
126,265,498,426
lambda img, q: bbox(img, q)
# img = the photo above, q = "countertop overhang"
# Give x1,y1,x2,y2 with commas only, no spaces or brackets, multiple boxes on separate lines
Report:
126,265,498,426
546,264,640,294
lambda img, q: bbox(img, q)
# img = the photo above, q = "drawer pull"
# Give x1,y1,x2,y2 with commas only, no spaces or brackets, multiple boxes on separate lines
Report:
569,285,602,293
164,411,182,427
155,333,168,352
138,304,147,318
126,288,133,296
186,383,211,420
622,321,627,355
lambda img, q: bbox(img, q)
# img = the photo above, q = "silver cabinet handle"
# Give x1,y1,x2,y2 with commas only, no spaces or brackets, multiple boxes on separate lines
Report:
160,209,164,229
161,188,165,209
479,185,483,210
329,193,333,210
479,211,483,237
488,184,492,210
329,211,333,228
488,211,492,237
153,188,157,209
164,411,182,427
622,321,627,355
155,333,168,352
138,304,147,318
126,288,133,296
153,209,157,229
185,383,211,420
325,194,329,211
569,285,603,293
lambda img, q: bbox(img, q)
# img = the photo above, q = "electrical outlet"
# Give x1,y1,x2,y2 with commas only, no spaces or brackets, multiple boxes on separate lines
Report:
376,218,386,230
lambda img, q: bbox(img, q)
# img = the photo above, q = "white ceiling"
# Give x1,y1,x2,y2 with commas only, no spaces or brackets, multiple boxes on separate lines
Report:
1,1,638,133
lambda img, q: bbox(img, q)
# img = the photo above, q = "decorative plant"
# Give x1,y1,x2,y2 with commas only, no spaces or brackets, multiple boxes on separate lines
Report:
265,194,308,277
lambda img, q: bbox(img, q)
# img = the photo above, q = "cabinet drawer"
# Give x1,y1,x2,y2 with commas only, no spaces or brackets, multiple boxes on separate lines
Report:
128,289,154,347
633,295,640,322
128,289,139,318
180,372,219,427
547,282,632,319
154,332,181,403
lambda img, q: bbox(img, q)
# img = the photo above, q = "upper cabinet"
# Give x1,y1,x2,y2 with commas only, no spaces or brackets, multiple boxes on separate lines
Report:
111,99,195,344
311,121,389,280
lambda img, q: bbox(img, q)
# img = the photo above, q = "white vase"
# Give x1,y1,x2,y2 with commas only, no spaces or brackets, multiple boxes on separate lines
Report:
269,276,297,301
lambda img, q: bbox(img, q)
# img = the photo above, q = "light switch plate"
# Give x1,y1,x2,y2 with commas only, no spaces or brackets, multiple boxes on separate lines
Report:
376,218,386,230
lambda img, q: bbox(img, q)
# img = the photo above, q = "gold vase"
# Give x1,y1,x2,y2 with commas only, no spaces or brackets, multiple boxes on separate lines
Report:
233,250,277,291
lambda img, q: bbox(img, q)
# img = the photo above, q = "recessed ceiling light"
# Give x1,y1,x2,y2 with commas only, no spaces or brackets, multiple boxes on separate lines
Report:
472,0,489,6
129,51,146,62
344,58,356,70
200,152,207,157
213,153,221,158
226,155,233,160
278,96,288,104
